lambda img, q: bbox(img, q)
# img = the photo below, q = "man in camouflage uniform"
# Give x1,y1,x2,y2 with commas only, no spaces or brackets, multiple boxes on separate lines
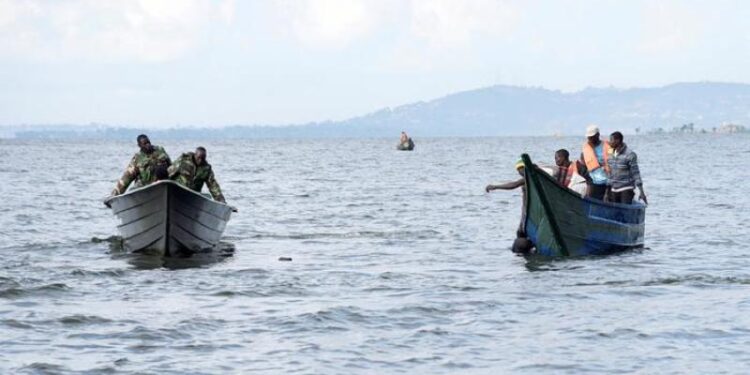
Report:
168,146,226,203
111,134,172,196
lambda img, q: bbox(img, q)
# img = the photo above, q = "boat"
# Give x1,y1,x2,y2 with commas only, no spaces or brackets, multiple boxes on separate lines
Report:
520,153,645,256
104,180,233,256
397,138,415,151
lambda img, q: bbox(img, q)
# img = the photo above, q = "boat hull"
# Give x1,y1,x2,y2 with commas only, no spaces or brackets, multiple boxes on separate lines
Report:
104,181,233,256
521,154,645,256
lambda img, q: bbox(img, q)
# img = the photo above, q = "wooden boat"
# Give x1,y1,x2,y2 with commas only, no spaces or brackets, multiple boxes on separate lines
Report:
397,138,415,151
521,154,645,256
104,180,233,256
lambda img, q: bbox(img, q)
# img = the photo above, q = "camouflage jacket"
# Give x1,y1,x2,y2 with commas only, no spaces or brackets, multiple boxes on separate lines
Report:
112,145,171,195
168,152,226,203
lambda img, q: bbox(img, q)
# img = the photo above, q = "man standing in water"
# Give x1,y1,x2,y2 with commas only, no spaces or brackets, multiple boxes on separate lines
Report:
111,134,171,196
607,131,647,205
581,125,611,200
168,146,226,203
485,159,534,254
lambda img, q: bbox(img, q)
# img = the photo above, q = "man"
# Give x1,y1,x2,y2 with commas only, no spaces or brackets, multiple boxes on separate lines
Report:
581,124,611,200
607,131,647,204
168,146,226,203
485,159,525,193
553,149,589,196
398,131,414,150
111,134,171,196
399,131,409,145
486,159,533,254
553,149,573,186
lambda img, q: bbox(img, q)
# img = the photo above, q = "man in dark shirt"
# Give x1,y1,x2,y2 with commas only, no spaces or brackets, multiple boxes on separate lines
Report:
607,131,647,204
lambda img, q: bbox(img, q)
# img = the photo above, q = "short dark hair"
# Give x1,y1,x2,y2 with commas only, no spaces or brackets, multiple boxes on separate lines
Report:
610,131,623,142
196,146,206,153
137,134,149,143
555,149,569,159
154,165,169,180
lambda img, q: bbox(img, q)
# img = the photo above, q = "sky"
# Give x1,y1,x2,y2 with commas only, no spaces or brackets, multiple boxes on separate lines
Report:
1,0,749,127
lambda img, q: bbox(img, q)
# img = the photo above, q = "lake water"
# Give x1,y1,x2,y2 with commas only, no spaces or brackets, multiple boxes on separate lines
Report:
1,135,749,374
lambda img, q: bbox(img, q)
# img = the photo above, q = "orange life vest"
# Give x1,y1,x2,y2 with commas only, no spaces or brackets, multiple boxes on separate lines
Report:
555,162,578,187
563,162,577,187
582,140,611,174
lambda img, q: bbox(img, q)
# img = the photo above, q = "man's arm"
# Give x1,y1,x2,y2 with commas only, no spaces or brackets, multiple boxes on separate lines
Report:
156,146,171,167
486,178,525,192
111,157,138,196
206,168,226,203
167,157,182,179
630,152,647,204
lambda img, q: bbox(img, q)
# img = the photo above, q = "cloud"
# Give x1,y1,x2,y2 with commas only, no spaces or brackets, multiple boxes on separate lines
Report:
637,1,704,55
409,0,520,47
270,0,394,49
0,0,234,62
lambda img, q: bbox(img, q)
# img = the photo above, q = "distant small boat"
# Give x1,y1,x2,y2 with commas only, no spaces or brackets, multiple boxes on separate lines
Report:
397,138,415,151
521,154,645,256
104,180,233,256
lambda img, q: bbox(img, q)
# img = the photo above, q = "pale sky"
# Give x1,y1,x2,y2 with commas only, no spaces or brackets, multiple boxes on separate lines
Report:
1,0,749,127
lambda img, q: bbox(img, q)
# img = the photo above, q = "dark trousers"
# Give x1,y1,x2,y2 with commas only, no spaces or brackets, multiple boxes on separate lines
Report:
611,189,635,204
589,184,607,200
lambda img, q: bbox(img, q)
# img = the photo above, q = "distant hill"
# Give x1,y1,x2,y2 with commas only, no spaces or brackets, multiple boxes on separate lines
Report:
6,82,750,139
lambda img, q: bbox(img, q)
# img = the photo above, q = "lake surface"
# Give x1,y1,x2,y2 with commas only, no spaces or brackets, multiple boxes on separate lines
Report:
1,134,749,374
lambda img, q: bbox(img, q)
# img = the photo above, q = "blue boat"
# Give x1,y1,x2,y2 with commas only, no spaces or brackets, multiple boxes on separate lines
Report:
521,153,646,256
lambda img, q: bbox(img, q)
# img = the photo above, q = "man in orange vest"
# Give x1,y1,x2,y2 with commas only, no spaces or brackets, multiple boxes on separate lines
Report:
552,149,587,195
553,149,574,186
581,124,611,200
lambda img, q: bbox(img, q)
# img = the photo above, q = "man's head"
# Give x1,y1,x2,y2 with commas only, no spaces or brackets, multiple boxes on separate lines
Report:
585,124,600,144
555,149,570,167
194,146,207,166
515,158,525,176
512,237,534,254
137,134,153,154
609,131,624,149
154,165,169,181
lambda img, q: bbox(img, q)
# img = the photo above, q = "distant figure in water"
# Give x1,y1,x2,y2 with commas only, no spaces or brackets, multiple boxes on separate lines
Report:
397,131,415,150
168,146,226,203
607,131,647,205
111,134,171,196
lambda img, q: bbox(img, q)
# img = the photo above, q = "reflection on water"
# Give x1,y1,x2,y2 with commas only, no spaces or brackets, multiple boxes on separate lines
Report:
97,236,236,270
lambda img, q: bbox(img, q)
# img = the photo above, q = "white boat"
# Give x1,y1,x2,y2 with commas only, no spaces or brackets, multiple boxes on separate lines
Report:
104,180,233,256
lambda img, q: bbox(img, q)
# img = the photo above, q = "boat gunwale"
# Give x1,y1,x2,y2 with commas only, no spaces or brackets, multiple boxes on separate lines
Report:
104,180,232,210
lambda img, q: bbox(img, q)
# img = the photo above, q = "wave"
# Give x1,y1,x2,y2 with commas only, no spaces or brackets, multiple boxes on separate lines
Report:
570,274,750,287
0,283,69,299
247,229,442,240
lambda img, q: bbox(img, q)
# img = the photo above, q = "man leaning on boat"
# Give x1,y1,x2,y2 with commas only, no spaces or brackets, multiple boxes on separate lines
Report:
111,134,171,196
168,146,226,203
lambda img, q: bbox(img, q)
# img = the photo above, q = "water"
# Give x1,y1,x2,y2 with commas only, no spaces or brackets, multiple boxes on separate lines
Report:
1,135,749,374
